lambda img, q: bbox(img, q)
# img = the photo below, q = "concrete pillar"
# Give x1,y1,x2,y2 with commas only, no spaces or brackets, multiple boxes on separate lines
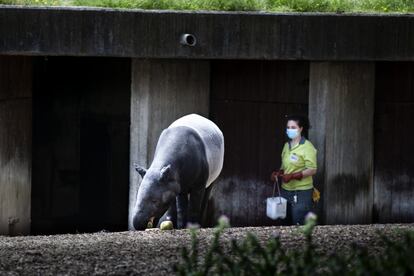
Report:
0,56,32,235
129,59,210,230
309,62,375,225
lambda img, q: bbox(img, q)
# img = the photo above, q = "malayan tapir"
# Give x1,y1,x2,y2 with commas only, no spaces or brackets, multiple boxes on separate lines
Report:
133,114,224,230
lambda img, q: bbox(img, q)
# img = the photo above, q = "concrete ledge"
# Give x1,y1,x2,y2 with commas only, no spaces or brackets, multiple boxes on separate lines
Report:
1,6,414,60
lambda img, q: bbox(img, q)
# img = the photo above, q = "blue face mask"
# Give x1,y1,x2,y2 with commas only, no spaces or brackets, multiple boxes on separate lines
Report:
286,129,299,139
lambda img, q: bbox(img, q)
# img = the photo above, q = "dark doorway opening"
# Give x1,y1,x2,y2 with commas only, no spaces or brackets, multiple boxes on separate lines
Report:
374,62,414,223
32,57,131,234
207,60,310,227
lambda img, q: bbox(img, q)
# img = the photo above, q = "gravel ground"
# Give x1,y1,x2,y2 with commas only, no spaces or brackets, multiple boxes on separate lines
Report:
0,224,413,275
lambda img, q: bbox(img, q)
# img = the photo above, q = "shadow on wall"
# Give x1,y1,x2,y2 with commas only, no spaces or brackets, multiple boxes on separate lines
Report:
205,177,277,227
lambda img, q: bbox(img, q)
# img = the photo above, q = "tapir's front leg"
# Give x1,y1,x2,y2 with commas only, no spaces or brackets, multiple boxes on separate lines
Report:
188,188,205,225
157,200,177,228
176,194,188,229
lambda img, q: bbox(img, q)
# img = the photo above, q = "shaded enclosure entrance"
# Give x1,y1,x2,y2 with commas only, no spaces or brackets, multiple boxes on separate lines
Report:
32,57,131,234
374,62,414,223
207,60,310,227
25,58,414,234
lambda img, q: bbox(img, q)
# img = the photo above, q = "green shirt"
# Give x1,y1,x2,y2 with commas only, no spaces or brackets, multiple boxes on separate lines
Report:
281,137,317,191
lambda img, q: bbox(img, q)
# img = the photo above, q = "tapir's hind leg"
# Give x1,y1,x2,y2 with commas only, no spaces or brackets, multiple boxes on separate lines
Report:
200,185,213,227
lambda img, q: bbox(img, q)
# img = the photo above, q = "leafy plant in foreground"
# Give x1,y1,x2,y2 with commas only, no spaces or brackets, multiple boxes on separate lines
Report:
174,213,414,275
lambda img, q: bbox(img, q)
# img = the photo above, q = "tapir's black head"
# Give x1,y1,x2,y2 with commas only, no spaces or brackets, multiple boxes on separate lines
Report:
133,164,180,230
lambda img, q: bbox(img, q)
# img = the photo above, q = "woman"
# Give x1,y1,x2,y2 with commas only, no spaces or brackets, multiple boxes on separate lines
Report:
270,115,317,225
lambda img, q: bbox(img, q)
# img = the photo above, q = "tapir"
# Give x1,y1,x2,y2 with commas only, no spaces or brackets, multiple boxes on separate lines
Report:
133,114,224,230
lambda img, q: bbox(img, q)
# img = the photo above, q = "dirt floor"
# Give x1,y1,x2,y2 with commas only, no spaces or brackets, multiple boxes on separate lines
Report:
0,224,413,275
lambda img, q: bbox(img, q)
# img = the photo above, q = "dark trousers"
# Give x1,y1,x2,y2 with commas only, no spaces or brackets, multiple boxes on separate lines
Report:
280,188,313,225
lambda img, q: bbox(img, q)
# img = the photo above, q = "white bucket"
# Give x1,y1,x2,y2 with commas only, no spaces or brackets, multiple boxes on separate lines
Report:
266,197,287,220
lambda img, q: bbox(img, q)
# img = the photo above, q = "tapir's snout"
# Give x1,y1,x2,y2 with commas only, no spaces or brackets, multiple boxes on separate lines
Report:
133,213,148,231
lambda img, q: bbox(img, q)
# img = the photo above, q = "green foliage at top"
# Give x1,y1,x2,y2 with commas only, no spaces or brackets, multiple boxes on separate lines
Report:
0,0,59,6
174,214,414,275
1,0,414,13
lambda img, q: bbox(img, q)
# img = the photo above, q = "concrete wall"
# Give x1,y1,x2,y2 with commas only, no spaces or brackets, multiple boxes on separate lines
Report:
309,62,375,224
1,7,414,60
0,56,32,235
129,59,210,229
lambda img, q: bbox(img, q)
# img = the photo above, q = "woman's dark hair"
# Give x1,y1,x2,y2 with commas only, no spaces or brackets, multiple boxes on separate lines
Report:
285,114,311,137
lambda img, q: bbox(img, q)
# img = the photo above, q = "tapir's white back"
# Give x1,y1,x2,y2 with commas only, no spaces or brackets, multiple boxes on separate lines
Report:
169,114,224,187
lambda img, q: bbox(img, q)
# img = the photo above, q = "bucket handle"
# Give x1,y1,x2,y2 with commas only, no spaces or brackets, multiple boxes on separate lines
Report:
272,177,282,204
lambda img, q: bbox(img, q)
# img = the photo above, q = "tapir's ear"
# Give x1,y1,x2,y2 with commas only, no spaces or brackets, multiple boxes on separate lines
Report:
160,165,172,182
134,163,147,178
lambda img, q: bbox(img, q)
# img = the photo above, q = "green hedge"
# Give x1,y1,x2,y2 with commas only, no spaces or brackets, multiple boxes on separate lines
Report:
174,215,414,275
1,0,414,12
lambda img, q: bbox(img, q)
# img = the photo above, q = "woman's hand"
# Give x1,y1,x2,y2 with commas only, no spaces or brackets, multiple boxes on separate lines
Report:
281,172,303,183
281,168,317,183
270,170,284,181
